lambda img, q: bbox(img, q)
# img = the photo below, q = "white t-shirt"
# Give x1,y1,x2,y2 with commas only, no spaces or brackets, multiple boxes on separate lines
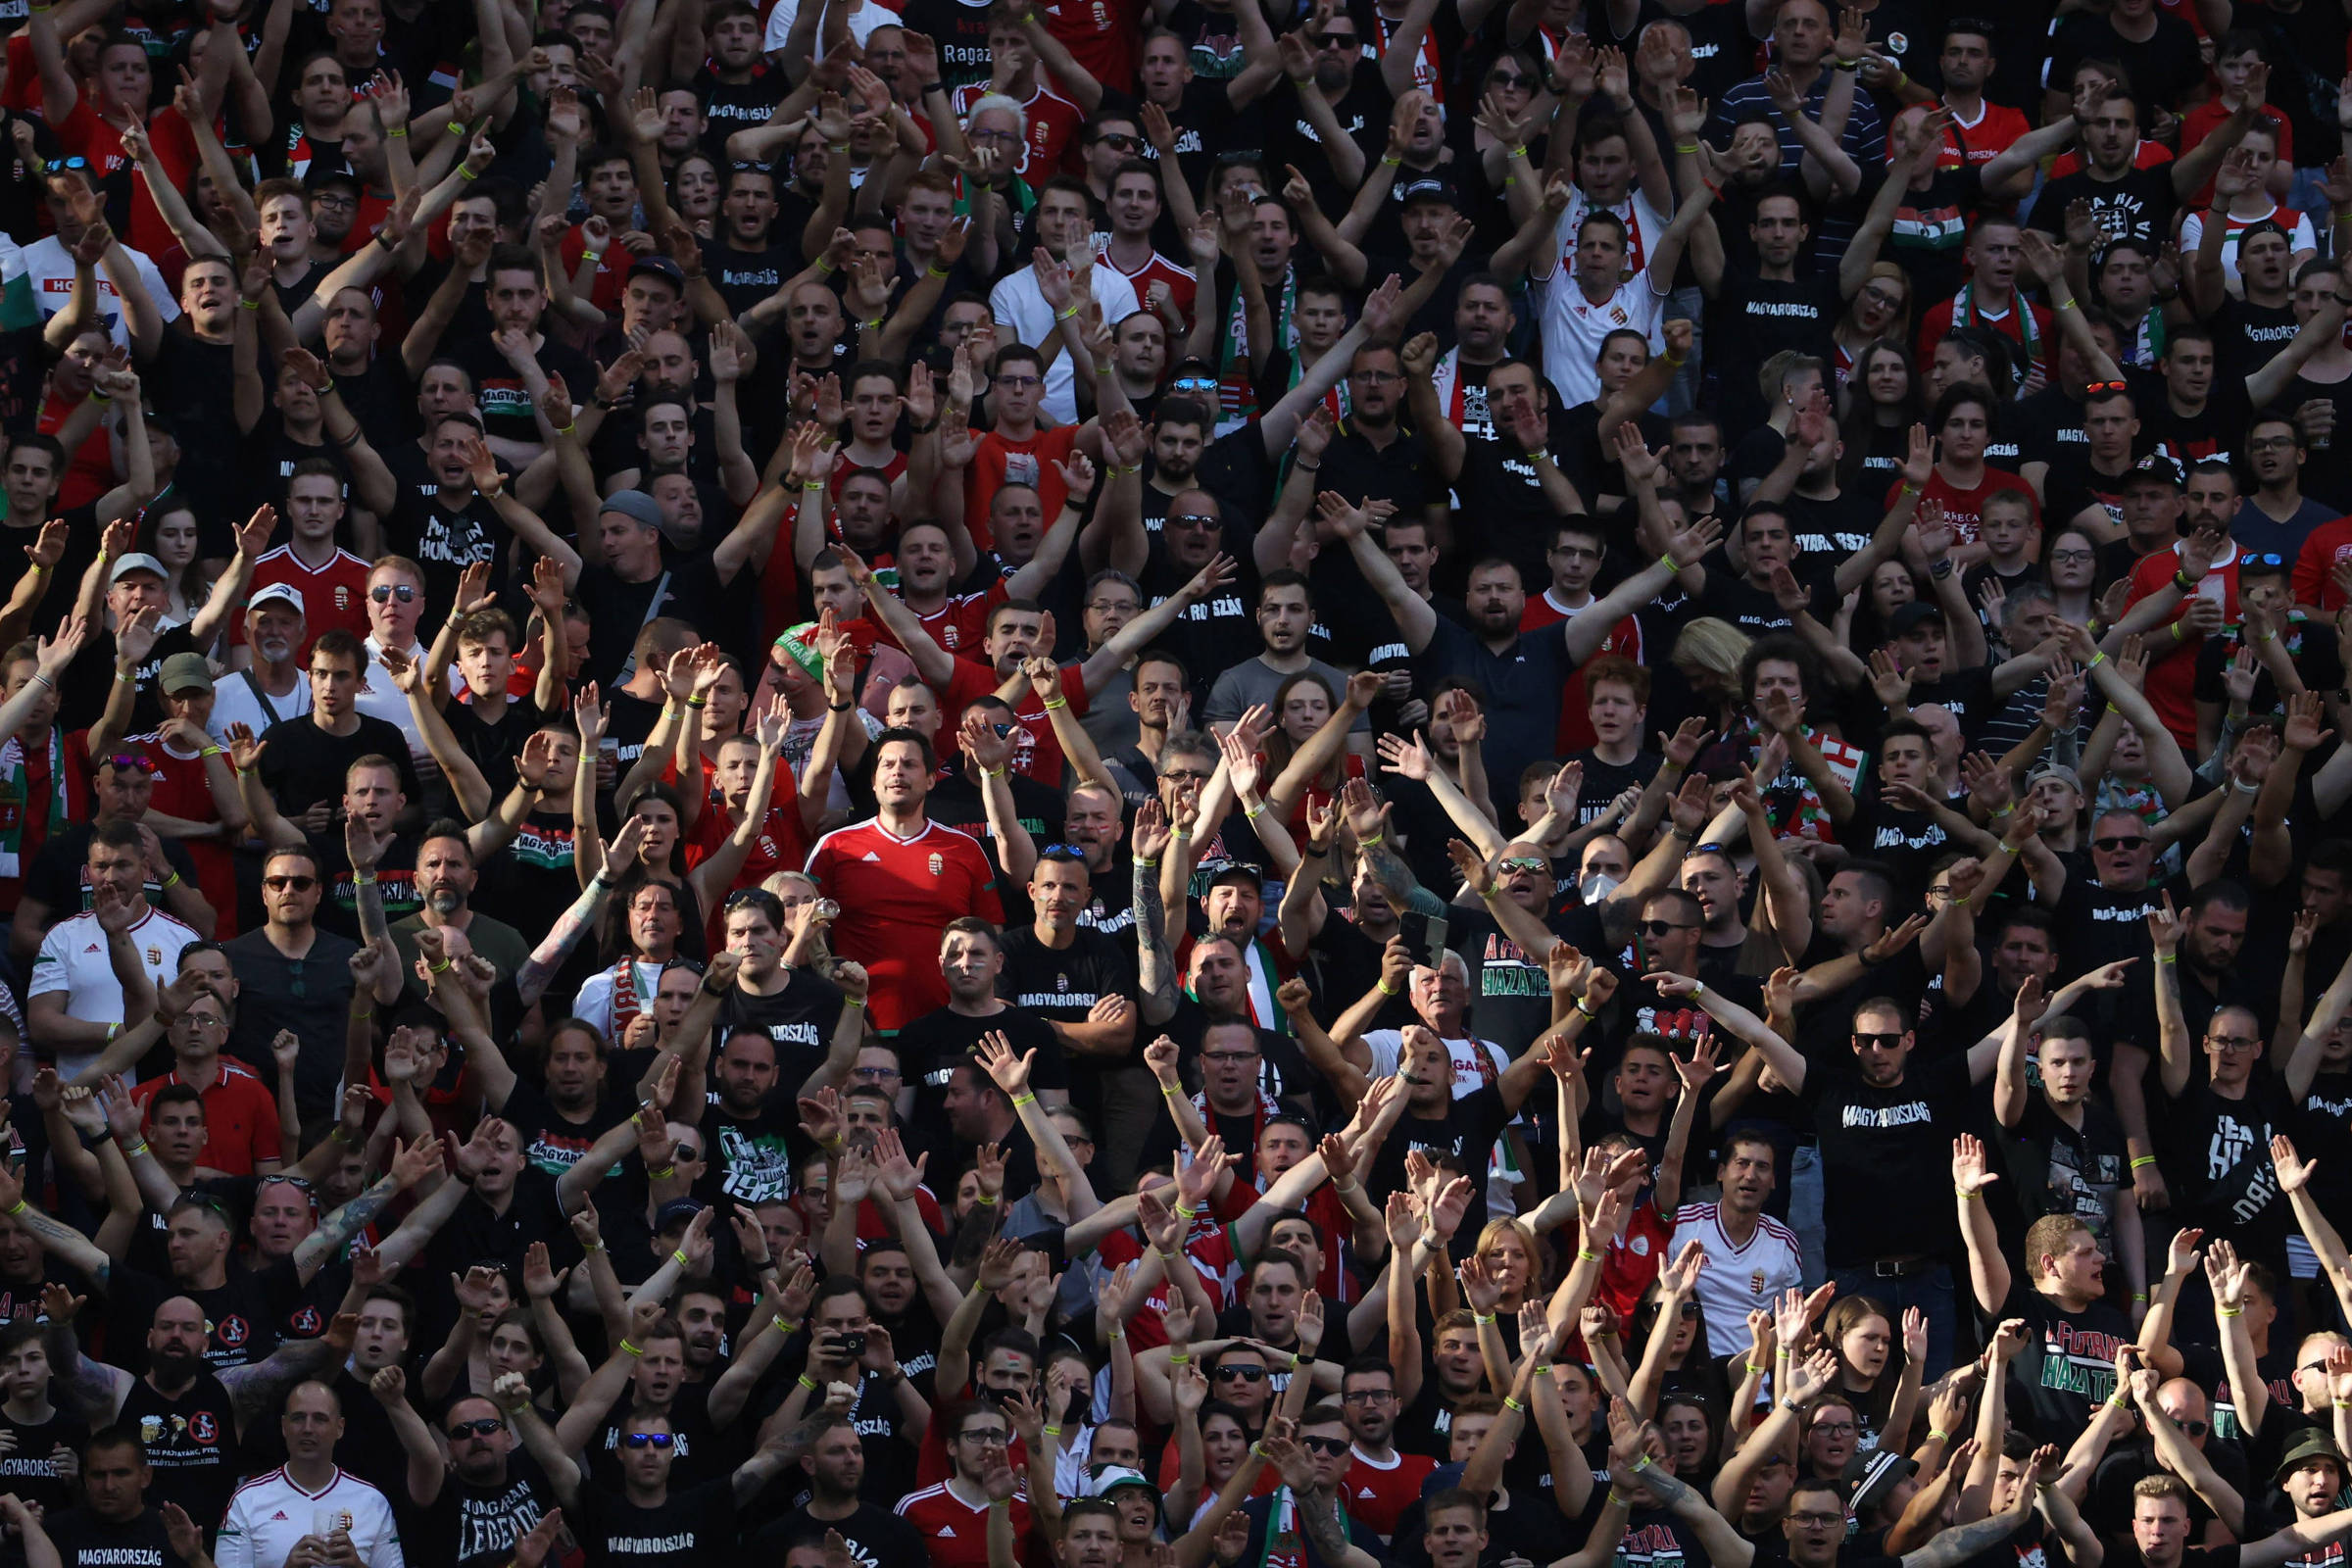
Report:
357,636,445,796
28,907,200,1080
988,262,1142,425
217,1466,405,1568
206,667,315,741
2180,204,2318,298
1534,232,1667,409
763,0,885,55
1670,1200,1804,1360
15,232,182,349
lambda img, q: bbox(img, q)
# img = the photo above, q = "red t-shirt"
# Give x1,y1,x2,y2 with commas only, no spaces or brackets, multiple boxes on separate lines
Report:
1888,467,2040,546
1039,0,1139,96
806,818,1005,1030
941,660,1088,786
2124,542,2239,752
1921,99,2030,169
2179,100,2293,207
2049,140,2174,179
132,730,236,940
1343,1449,1441,1537
2293,514,2352,611
131,1059,282,1175
54,103,198,283
1101,248,1197,327
37,386,121,511
227,545,373,653
965,425,1080,553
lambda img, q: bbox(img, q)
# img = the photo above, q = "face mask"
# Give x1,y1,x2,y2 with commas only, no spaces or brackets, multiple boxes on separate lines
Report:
1581,872,1621,906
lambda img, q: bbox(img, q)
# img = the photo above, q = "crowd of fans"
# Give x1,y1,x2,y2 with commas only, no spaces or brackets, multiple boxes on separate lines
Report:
3,0,2352,1566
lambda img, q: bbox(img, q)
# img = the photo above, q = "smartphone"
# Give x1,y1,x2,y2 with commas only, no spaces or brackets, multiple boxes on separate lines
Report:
839,1330,866,1359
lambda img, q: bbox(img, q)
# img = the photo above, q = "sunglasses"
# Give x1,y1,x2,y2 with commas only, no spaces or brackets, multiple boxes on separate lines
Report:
1099,132,1142,150
106,755,157,773
1638,920,1694,937
1852,1032,1906,1052
1167,513,1219,530
258,1173,314,1192
447,1418,505,1439
1172,376,1217,393
2092,836,2148,852
1497,856,1546,873
2180,1420,2210,1437
1488,69,1533,86
621,1432,675,1449
1299,1436,1350,1455
674,1144,702,1160
264,874,318,891
2244,553,2287,567
1213,1365,1266,1382
2082,380,2129,395
369,584,417,603
1039,844,1090,861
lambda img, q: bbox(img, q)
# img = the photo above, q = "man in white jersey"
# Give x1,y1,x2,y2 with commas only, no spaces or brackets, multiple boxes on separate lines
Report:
1672,1133,1803,1358
216,1381,405,1568
1526,179,1713,407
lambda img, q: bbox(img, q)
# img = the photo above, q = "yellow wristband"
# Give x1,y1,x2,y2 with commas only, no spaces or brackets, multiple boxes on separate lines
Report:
799,1373,820,1391
1010,1093,1038,1108
1503,1395,1526,1412
619,1339,644,1356
1169,1352,1191,1364
1577,1248,1600,1262
773,1315,801,1336
975,1192,998,1205
1042,696,1068,710
2132,1155,2158,1168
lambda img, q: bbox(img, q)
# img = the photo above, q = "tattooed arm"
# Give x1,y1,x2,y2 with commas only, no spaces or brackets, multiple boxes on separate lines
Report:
740,1392,852,1501
1136,847,1177,1027
291,1156,420,1284
220,1332,341,1439
1901,1492,2035,1568
0,1164,114,1289
41,1314,131,1423
1296,1483,1380,1568
1627,1459,1757,1568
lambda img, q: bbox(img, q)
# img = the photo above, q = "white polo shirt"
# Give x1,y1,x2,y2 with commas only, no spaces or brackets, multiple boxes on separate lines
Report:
28,906,200,1080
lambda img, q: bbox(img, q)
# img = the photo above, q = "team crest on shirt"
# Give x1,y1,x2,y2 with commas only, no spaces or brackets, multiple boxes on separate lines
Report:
335,587,351,611
942,624,961,649
1751,1269,1766,1296
1609,307,1628,324
146,948,163,966
1886,30,1907,52
928,853,944,876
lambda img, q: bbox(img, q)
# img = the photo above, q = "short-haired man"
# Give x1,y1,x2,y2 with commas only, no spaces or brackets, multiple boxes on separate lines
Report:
217,1382,402,1568
240,628,421,831
1993,1005,2146,1313
234,463,373,662
1671,1135,1801,1359
26,823,198,1078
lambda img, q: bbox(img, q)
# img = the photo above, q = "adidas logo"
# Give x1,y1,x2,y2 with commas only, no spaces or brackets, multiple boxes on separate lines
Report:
938,1526,956,1539
270,1511,288,1522
1356,1488,1374,1498
861,851,882,861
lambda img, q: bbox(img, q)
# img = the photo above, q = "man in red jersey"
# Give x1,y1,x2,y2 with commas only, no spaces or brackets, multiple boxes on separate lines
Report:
807,728,1004,1033
895,1399,1035,1568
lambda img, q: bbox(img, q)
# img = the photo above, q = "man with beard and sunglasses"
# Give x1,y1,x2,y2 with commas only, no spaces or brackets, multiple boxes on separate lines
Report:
380,1383,568,1567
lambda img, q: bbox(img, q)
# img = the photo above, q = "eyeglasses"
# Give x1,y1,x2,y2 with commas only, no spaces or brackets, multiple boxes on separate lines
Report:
1638,920,1694,937
1851,1032,1906,1052
620,1432,675,1449
851,1064,901,1081
1809,1420,1857,1436
1161,767,1211,783
106,755,157,773
2050,549,2095,564
178,1013,228,1031
994,373,1043,389
2207,1035,2261,1053
956,1428,1009,1444
447,1418,505,1439
1351,368,1402,384
1167,513,1219,530
2249,435,2298,452
369,584,416,604
1788,1512,1845,1528
1202,1050,1260,1064
1341,1389,1394,1403
1214,1365,1266,1382
264,874,318,891
2092,835,2149,852
311,190,357,209
1299,1435,1350,1455
1497,856,1547,873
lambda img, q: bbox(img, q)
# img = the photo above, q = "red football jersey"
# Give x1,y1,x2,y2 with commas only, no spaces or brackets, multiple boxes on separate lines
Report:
806,819,1005,1030
228,545,373,654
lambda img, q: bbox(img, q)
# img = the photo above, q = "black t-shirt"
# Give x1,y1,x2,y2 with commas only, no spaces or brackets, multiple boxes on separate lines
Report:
1798,1054,1973,1268
256,713,423,821
1997,1280,2132,1441
1362,1085,1514,1250
451,333,600,449
573,552,736,688
703,238,800,319
383,489,511,615
44,1507,193,1568
55,621,198,740
575,1474,737,1568
746,1501,929,1568
694,66,791,161
416,1447,567,1565
0,1405,89,1517
1712,270,1842,435
997,925,1141,1065
116,1370,243,1526
2211,295,2303,388
713,970,850,1094
2047,11,2206,121
2028,165,2179,251
147,328,243,555
896,1004,1067,1152
22,825,199,921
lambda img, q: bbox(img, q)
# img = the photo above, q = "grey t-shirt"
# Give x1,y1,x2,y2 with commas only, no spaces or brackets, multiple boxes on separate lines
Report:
1201,656,1373,732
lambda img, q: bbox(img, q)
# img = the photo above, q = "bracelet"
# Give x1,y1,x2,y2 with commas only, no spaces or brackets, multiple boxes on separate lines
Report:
1137,857,1159,869
845,996,865,1008
685,696,708,709
1042,696,1068,711
1658,553,1680,572
1535,1363,1553,1379
1169,1352,1192,1364
553,421,576,438
2172,570,2199,593
385,124,407,137
1833,56,1859,69
1381,154,1402,166
1503,1395,1527,1412
1608,1490,1636,1507
861,317,884,331
772,1315,801,1336
1782,1396,1805,1413
1172,826,1192,840
1745,1361,1765,1374
349,1009,371,1022
1359,831,1385,847
975,1191,998,1205
2171,621,2186,642
1289,1351,1304,1370
1174,1202,1199,1219
649,1164,675,1179
160,871,181,889
2131,1155,2157,1168
1245,804,1266,820
1293,460,1321,471
2156,954,2178,965
620,1339,645,1357
1929,1429,1953,1442
927,262,953,278
124,1140,151,1158
1376,977,1398,997
1507,144,1529,159
1056,302,1082,320
1577,1248,1601,1262
1473,1312,1495,1325
113,669,133,685
238,297,261,310
2106,1392,2130,1409
4,1200,23,1218
981,764,1007,779
2087,652,2107,668
799,1373,820,1391
1159,1085,1180,1098
1575,1000,1599,1019
88,390,111,405
1673,141,1699,154
1044,1424,1063,1439
1956,1186,1980,1200
2055,297,2079,313
2132,1292,2148,1302
459,164,480,179
1010,1093,1038,1108
429,958,451,974
1898,480,1921,498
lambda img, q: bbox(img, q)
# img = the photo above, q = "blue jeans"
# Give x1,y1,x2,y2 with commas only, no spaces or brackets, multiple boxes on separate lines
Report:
1789,1145,1828,1290
1832,1263,1958,1382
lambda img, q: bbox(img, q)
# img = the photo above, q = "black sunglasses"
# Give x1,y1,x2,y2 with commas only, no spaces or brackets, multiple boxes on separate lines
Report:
1214,1364,1266,1382
369,584,417,603
1299,1435,1350,1455
264,874,318,891
1852,1032,1906,1052
1638,919,1693,937
2092,835,2149,852
447,1417,505,1439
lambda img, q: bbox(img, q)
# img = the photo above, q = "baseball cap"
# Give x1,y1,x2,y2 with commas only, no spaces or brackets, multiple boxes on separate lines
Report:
601,489,664,531
654,1199,704,1235
1888,602,1943,637
629,253,687,290
1204,858,1264,890
109,552,169,585
158,652,213,696
248,582,306,616
1397,176,1460,210
2125,454,2183,490
1085,1465,1157,1499
1842,1446,1918,1516
2025,761,2082,796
